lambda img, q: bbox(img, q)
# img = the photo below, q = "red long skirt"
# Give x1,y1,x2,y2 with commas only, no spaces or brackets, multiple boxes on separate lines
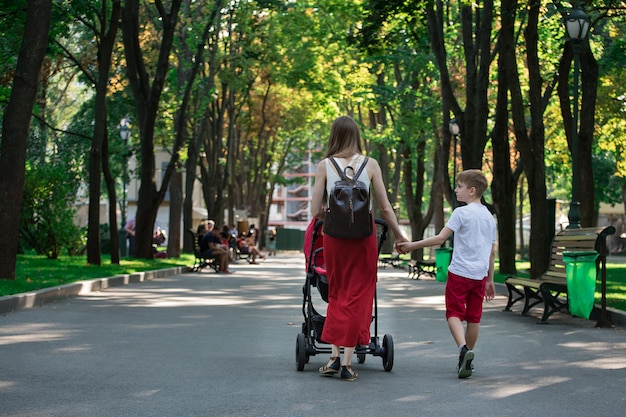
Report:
320,229,378,347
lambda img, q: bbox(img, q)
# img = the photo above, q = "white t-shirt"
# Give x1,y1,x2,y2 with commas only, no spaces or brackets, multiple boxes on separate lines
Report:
446,202,497,280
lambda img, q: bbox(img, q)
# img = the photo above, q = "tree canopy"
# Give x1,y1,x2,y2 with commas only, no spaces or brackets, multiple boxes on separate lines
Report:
1,0,625,279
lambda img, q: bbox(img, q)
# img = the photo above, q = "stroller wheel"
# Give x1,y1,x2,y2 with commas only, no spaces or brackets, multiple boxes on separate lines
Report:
382,334,394,372
296,333,307,371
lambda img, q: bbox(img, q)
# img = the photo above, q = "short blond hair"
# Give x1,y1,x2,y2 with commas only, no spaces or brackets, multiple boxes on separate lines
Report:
456,169,488,197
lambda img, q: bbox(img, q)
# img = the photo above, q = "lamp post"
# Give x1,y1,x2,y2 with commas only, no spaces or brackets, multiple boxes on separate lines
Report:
119,119,130,256
563,6,590,229
449,118,460,208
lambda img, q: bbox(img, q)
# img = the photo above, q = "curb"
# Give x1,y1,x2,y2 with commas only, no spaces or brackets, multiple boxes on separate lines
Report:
0,266,187,315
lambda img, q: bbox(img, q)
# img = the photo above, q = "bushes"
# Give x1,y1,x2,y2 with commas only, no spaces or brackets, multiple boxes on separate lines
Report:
20,162,84,259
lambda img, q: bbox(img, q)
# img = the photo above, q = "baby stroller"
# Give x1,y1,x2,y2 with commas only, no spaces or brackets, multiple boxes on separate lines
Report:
295,218,394,372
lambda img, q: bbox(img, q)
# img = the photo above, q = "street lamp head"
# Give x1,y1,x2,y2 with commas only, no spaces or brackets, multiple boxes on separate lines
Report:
449,118,460,136
119,120,131,141
564,7,590,41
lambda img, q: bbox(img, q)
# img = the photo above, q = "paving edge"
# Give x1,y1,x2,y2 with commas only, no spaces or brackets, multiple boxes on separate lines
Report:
0,266,187,315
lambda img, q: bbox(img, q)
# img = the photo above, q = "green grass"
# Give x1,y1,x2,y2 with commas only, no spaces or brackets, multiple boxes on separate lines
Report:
0,254,195,297
494,260,626,312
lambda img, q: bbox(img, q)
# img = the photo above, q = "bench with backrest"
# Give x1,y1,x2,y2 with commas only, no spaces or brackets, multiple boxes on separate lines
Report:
406,259,436,279
503,226,615,323
187,229,219,273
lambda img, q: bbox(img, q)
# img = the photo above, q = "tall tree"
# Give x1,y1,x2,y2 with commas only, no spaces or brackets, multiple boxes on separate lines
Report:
120,0,183,259
170,0,224,256
70,0,122,265
0,0,52,279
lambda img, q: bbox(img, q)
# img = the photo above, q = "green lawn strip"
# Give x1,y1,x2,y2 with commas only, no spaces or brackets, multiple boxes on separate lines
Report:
0,254,195,297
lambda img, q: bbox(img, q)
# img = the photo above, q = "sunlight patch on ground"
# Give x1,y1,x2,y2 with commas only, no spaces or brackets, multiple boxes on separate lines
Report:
395,394,431,402
570,357,626,370
54,344,93,353
380,295,446,307
133,389,161,397
0,380,16,389
486,376,570,398
0,325,73,346
143,296,255,307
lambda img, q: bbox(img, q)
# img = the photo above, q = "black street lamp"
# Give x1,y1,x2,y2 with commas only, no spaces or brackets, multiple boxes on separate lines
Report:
119,119,131,256
449,118,460,208
563,6,590,229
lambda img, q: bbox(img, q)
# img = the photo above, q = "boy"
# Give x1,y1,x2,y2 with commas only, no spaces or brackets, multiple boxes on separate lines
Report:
397,169,496,378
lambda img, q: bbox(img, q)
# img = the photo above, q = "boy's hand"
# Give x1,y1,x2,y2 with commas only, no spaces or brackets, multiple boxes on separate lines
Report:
484,280,496,302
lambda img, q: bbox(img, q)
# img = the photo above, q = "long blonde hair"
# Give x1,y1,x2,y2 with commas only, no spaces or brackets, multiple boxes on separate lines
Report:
323,116,363,158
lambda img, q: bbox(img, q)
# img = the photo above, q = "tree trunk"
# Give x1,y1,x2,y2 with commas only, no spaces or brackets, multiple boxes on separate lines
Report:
168,169,183,258
491,0,519,275
183,134,201,252
507,0,551,278
86,1,122,265
101,121,121,264
0,0,52,280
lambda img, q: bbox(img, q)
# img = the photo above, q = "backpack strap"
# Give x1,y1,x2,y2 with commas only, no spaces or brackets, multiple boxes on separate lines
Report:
328,156,369,181
328,157,346,180
351,157,369,181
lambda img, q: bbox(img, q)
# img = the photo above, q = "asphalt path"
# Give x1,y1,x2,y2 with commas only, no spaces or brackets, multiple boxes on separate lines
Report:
1,254,626,417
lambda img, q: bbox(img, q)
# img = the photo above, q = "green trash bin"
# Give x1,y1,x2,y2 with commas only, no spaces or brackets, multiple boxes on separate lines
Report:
435,248,453,283
563,250,598,319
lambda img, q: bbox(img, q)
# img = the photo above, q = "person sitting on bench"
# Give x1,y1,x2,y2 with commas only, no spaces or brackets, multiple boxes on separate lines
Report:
237,232,265,264
199,220,232,274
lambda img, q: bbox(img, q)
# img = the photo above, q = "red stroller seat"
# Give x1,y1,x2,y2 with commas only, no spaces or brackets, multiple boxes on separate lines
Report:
304,218,328,302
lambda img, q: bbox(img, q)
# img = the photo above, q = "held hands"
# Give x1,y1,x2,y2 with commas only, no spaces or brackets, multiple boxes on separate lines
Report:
395,240,414,255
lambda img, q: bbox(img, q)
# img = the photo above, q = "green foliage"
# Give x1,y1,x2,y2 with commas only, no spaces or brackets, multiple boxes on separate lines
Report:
0,0,27,105
20,161,84,259
593,149,622,206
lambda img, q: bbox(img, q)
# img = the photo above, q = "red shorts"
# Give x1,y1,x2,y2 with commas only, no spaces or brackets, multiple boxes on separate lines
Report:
445,271,486,323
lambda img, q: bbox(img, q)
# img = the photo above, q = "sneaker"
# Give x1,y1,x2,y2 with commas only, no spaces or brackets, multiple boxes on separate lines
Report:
457,345,474,379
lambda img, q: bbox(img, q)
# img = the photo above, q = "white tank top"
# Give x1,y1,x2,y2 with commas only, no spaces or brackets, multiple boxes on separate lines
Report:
325,154,371,198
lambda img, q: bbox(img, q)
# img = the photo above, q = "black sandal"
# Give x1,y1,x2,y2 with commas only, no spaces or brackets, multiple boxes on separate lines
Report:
319,357,340,375
340,365,358,381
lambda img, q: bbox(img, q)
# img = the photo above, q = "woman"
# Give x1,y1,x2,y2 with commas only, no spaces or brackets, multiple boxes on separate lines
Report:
310,115,407,381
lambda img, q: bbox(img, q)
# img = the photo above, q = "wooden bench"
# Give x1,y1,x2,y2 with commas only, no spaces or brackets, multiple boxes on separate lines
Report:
503,226,615,324
407,260,436,279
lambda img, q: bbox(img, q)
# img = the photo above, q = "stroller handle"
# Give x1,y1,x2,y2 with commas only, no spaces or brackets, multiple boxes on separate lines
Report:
374,217,388,233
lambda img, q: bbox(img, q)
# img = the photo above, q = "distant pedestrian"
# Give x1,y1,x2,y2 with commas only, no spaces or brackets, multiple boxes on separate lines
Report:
397,169,496,379
124,217,136,256
268,228,277,256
